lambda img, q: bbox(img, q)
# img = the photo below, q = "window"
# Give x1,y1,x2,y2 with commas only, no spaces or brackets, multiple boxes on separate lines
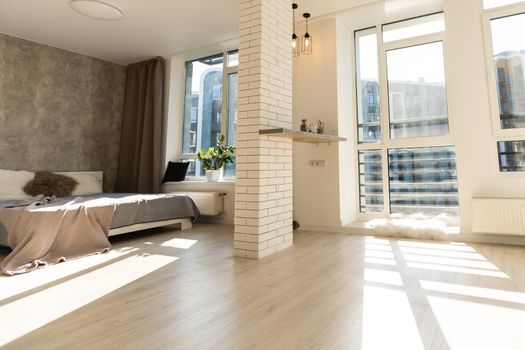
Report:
355,28,381,144
359,150,384,212
383,13,445,43
488,12,525,129
484,2,525,172
388,147,459,216
386,42,449,138
225,72,238,177
181,51,238,178
355,14,460,217
498,140,525,171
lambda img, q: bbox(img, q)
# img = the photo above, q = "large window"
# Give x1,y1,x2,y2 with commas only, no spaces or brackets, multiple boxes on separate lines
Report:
181,51,238,178
355,14,460,217
484,2,525,172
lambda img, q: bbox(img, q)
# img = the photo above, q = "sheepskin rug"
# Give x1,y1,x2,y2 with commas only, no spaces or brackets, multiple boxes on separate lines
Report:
365,213,457,241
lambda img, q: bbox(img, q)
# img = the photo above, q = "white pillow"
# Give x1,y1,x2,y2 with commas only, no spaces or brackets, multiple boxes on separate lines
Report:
67,173,103,195
0,169,35,200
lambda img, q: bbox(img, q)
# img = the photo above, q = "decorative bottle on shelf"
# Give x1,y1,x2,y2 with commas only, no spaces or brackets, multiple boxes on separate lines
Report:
317,120,325,134
300,119,308,132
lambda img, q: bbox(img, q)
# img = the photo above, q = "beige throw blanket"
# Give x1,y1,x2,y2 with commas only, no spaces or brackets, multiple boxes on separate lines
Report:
0,196,115,275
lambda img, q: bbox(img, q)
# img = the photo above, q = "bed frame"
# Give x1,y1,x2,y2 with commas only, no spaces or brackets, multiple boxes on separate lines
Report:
109,218,192,236
58,171,193,236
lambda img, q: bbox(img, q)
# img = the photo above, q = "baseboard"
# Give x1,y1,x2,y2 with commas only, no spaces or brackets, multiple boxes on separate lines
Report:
298,223,525,246
197,215,233,225
452,233,525,246
298,224,353,234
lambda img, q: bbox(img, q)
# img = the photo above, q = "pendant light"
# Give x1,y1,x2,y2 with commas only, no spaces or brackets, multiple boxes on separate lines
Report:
301,13,312,55
292,3,300,57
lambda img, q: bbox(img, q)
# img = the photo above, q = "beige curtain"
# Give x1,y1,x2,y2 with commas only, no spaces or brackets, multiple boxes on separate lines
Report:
115,57,165,193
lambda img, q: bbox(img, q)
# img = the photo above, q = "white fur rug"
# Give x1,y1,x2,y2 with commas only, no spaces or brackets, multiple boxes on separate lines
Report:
365,214,457,241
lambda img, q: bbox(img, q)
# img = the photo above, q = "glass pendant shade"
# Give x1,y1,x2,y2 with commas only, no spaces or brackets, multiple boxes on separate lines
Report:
302,33,312,54
301,13,312,55
292,3,300,57
292,33,301,56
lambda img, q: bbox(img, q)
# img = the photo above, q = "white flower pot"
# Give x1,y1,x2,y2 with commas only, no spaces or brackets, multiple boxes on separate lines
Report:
205,169,223,182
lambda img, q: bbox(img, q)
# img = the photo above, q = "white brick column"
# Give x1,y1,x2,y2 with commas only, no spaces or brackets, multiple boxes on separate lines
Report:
234,0,293,259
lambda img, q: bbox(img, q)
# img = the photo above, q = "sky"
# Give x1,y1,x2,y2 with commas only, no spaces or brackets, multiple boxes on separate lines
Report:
484,0,524,9
191,60,223,94
357,32,445,83
491,12,525,55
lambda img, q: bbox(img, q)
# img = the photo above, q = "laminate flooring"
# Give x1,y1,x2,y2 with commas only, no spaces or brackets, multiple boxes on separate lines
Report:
1,224,525,349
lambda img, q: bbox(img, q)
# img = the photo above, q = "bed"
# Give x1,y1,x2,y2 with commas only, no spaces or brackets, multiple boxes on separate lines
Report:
0,170,200,275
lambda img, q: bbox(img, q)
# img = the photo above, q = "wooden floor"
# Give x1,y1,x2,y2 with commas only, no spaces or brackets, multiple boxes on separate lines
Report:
1,224,525,349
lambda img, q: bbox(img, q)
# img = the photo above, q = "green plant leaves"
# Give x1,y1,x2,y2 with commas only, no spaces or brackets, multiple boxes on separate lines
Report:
196,134,236,170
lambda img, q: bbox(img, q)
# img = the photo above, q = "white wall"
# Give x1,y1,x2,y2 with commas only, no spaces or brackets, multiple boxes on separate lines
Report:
292,0,525,238
292,19,343,230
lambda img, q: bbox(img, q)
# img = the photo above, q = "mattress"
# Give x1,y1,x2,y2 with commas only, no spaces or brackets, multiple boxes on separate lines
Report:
0,193,200,247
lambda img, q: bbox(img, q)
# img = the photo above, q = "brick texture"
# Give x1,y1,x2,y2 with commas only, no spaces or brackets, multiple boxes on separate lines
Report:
234,0,293,259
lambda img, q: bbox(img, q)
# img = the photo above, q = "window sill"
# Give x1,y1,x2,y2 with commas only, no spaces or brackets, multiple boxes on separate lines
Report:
163,179,235,185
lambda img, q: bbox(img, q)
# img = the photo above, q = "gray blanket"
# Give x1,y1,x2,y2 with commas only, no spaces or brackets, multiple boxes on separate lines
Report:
0,193,200,246
0,193,199,275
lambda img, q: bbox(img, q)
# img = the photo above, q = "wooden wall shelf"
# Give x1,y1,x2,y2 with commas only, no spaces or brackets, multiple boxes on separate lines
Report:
259,128,346,144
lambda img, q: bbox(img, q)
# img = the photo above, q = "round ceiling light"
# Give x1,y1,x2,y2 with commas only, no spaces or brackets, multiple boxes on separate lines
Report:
70,0,123,21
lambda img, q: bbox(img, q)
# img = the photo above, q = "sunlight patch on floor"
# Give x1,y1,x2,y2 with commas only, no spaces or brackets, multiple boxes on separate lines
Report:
0,247,138,302
398,241,477,252
161,237,198,249
364,268,403,286
428,295,525,349
362,285,424,350
407,262,509,278
0,253,177,347
400,246,488,260
365,250,395,260
364,257,397,266
421,280,525,305
403,253,500,270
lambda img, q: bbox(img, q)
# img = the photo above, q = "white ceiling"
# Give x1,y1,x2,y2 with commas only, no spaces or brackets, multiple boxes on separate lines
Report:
0,0,376,65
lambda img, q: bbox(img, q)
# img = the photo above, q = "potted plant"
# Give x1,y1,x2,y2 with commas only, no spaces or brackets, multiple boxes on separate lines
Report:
197,134,236,182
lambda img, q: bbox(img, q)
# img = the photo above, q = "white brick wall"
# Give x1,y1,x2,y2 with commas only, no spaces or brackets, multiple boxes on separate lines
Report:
234,0,293,259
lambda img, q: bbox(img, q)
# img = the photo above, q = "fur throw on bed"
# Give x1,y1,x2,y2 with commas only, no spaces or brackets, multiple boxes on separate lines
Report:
23,171,78,197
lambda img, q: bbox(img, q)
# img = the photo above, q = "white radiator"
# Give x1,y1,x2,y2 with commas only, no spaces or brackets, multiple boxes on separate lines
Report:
472,198,525,235
171,191,223,216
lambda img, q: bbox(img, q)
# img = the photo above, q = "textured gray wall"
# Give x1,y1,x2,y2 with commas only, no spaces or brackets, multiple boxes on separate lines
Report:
0,34,126,192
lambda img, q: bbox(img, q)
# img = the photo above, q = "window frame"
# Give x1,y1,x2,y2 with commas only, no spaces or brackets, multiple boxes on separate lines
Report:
483,0,525,10
482,2,525,177
482,2,525,139
353,14,459,222
180,50,238,181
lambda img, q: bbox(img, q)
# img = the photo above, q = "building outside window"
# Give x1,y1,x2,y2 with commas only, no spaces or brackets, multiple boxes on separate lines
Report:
181,51,238,178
